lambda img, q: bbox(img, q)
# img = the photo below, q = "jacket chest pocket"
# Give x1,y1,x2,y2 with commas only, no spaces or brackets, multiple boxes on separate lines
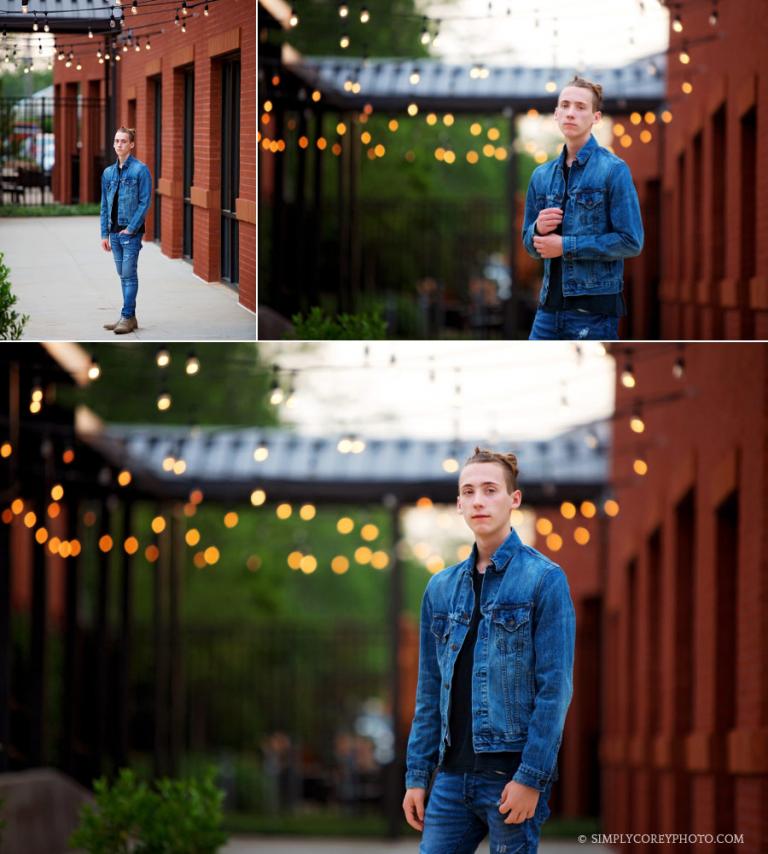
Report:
492,604,532,654
573,190,606,231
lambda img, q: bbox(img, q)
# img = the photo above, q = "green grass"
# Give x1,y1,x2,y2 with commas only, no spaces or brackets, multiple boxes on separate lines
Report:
222,810,398,837
0,203,100,217
221,811,601,839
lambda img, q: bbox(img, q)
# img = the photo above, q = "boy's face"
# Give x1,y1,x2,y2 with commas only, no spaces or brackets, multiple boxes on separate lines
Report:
554,85,601,140
113,132,134,157
457,462,522,539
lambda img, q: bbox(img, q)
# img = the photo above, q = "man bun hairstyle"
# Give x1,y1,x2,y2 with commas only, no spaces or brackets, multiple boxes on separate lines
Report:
117,126,136,143
565,75,603,112
463,446,519,493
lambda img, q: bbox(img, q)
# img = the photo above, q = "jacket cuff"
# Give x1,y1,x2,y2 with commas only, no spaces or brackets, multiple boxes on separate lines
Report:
405,767,432,790
512,762,552,792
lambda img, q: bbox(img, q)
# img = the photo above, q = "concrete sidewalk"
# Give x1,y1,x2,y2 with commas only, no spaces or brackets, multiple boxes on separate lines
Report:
223,838,607,853
1,216,255,341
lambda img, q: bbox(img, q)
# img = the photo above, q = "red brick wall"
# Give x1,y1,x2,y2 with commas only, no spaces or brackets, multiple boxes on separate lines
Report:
618,0,768,339
52,0,256,314
601,343,768,852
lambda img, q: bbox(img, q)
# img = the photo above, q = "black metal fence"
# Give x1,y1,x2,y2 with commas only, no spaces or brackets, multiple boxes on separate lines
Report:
0,95,107,206
264,196,536,337
131,620,392,814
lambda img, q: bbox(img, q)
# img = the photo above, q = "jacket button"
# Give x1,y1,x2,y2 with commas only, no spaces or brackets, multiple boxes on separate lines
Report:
451,643,458,651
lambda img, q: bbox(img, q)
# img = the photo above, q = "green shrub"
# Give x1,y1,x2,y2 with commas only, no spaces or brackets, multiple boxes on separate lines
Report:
0,251,28,340
288,306,388,339
69,767,228,854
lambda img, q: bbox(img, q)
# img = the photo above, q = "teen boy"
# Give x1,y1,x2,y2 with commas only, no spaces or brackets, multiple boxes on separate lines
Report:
403,448,575,853
99,127,152,334
522,76,644,340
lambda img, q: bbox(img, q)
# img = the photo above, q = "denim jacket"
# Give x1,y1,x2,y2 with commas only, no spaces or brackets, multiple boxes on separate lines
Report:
405,528,575,792
522,135,644,301
100,155,152,238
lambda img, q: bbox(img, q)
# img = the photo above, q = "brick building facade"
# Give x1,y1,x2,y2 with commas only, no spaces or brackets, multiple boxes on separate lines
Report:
618,0,767,339
51,0,256,313
598,343,768,851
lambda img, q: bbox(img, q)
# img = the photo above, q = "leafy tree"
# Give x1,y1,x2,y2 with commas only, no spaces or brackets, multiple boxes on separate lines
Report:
61,343,278,427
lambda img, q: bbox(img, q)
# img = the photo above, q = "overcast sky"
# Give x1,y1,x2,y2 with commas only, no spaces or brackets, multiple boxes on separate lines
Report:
422,0,669,69
261,341,615,443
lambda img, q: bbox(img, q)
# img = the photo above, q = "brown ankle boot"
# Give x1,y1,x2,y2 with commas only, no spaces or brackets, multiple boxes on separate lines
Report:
114,316,138,334
103,318,121,330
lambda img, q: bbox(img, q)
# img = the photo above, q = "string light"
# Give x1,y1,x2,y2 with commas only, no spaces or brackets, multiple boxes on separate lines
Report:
156,347,171,369
620,360,636,389
360,6,370,23
289,6,298,27
673,355,685,379
338,2,349,18
157,389,172,411
132,0,138,14
185,351,200,375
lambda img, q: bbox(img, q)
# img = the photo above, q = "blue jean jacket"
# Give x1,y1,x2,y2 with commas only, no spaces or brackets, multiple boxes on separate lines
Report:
405,528,575,792
522,135,644,301
100,155,152,238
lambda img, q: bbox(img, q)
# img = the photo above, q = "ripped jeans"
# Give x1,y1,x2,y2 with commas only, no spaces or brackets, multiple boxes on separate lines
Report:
420,770,553,854
528,308,619,341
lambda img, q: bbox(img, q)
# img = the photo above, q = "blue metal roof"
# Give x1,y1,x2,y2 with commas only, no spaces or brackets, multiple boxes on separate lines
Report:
281,51,667,112
85,420,610,505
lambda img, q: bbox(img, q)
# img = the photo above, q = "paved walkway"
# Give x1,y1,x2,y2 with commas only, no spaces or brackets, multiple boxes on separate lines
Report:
1,216,255,340
223,838,607,853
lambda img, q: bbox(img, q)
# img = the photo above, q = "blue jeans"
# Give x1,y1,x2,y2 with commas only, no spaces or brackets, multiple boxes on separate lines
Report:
529,308,619,341
110,232,143,318
420,770,552,854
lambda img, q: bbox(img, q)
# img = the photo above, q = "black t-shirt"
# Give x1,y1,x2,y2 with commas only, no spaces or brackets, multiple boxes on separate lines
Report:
441,565,522,775
109,161,145,235
541,153,625,317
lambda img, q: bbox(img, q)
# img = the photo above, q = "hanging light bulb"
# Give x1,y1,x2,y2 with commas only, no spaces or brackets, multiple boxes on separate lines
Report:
181,0,188,15
339,32,349,48
88,26,93,38
338,2,349,18
145,37,151,49
132,0,138,14
21,0,29,14
679,44,690,64
175,12,180,25
620,362,636,389
185,351,200,375
672,355,685,379
629,405,645,434
360,6,370,23
253,440,269,462
204,2,209,15
157,389,172,411
672,12,683,32
156,346,171,367
134,38,141,51
289,6,298,27
420,17,430,45
32,21,38,32
181,19,186,32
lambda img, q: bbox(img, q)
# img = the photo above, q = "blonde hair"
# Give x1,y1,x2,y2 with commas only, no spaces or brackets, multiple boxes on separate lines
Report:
116,126,136,143
462,447,519,493
561,76,603,112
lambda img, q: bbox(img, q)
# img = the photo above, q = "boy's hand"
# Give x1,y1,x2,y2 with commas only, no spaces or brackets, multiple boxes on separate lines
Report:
101,237,111,252
532,234,563,258
498,780,540,824
536,207,563,234
403,787,426,831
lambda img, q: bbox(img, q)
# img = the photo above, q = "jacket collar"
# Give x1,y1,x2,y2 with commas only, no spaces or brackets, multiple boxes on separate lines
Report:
560,133,598,167
466,527,523,574
114,154,134,169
